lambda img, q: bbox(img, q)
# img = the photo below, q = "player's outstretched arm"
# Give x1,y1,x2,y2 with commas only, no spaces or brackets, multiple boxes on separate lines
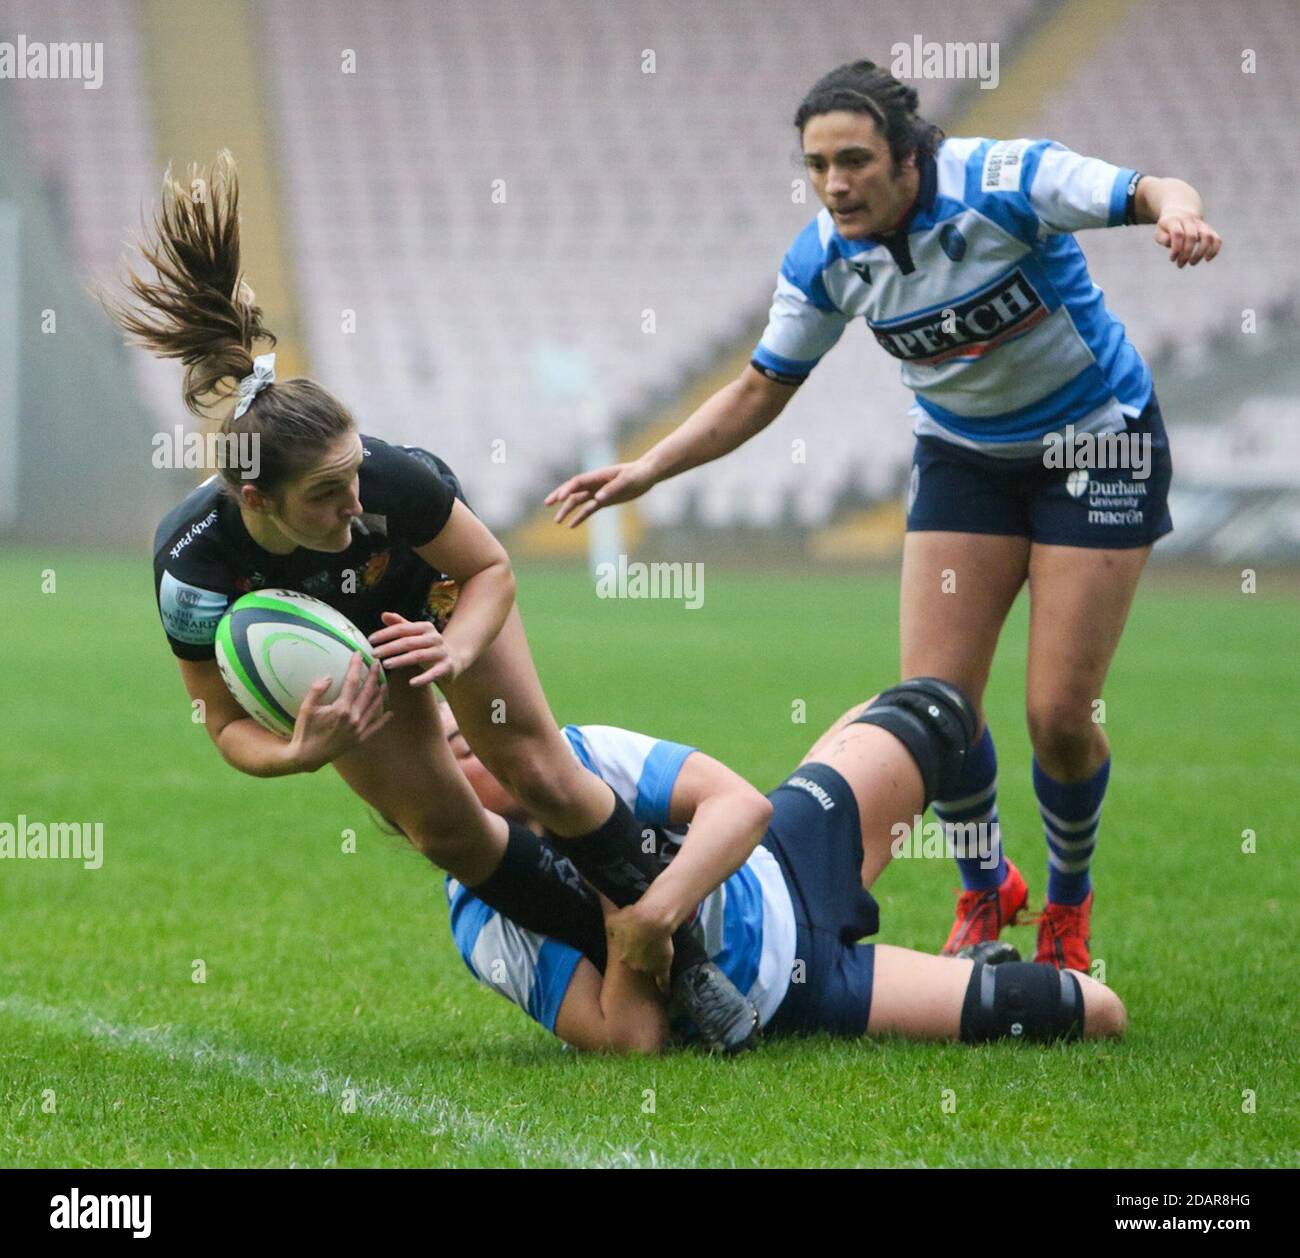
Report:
546,365,797,528
1134,175,1222,268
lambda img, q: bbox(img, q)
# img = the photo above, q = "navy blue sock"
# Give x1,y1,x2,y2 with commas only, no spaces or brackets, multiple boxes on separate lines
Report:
1034,756,1110,905
933,725,1006,892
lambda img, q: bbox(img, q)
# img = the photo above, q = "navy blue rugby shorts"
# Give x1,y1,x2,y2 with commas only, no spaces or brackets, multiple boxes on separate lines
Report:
760,762,880,1038
906,392,1173,548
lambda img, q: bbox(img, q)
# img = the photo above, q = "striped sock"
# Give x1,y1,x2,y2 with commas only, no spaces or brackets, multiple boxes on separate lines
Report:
1034,756,1110,906
933,725,1006,892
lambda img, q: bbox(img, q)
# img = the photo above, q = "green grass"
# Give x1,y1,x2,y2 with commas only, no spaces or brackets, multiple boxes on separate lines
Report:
0,547,1296,1167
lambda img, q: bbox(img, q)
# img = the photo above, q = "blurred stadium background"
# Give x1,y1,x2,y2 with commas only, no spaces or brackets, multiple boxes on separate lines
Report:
2,0,1299,567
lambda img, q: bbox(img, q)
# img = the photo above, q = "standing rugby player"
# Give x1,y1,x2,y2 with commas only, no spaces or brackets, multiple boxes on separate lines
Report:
548,60,1221,971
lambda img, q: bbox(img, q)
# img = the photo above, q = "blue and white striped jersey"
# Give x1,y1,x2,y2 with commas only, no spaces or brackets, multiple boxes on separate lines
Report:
752,137,1153,457
444,723,797,1036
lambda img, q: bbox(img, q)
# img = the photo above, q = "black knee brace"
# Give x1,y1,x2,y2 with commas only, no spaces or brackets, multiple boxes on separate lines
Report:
851,677,978,806
959,961,1085,1044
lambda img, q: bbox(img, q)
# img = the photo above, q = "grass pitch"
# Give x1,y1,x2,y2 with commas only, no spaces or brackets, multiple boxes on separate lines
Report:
0,548,1296,1167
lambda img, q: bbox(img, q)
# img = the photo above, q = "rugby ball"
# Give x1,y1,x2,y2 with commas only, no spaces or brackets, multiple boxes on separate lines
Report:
214,589,387,738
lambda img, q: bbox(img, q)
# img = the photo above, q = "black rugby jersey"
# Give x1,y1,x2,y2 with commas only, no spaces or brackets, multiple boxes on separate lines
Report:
152,435,464,662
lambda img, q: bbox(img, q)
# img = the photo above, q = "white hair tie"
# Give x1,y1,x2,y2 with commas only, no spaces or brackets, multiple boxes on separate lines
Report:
233,352,276,419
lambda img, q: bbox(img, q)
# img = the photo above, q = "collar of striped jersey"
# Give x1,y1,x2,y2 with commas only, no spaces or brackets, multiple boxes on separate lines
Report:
868,148,939,242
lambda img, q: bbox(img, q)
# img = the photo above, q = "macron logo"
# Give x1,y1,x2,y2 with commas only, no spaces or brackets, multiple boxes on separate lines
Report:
50,1189,151,1238
787,776,835,811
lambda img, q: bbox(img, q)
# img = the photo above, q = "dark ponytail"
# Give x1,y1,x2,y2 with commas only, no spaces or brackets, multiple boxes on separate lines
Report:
794,60,944,170
105,150,354,500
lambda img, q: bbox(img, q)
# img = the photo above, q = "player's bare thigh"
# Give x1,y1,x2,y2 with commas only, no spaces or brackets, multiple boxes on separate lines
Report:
900,530,1030,720
331,671,507,884
436,604,611,828
799,717,922,889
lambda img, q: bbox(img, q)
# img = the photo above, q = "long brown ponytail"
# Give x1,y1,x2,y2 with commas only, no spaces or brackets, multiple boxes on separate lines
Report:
106,150,353,498
108,150,271,418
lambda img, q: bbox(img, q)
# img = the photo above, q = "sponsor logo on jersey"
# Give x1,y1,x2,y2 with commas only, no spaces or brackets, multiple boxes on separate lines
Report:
167,508,219,561
982,139,1030,192
848,256,873,285
423,576,460,624
301,570,334,596
939,223,967,261
159,571,228,645
870,267,1047,365
360,549,392,590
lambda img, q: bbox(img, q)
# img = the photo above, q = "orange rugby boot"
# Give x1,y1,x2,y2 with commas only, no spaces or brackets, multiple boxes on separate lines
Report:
1032,892,1093,971
941,859,1029,957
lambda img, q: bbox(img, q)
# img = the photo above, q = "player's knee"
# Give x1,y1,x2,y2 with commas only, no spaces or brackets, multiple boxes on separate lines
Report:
607,1016,669,1056
385,811,477,868
1026,703,1102,774
1076,971,1127,1039
493,750,574,815
959,961,1086,1045
852,676,979,806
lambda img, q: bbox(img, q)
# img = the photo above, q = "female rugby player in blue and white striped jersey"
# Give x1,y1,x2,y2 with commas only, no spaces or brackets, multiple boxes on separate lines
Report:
436,678,1126,1052
549,60,1221,974
110,153,762,1050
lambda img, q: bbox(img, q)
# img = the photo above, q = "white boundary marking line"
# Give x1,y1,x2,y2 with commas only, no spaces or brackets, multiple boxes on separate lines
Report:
0,996,653,1169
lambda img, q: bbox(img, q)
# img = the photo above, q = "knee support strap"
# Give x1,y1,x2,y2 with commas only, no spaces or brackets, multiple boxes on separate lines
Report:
959,961,1085,1044
851,677,978,805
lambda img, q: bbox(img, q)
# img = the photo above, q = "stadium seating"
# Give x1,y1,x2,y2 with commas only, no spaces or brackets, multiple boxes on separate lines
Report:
258,0,1035,527
3,0,181,420
7,0,1296,529
1035,0,1300,360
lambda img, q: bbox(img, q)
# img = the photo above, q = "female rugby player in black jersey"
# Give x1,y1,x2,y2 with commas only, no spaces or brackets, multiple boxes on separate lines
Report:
111,153,762,1050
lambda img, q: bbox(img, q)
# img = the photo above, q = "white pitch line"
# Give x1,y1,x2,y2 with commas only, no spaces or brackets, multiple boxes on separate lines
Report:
0,995,650,1169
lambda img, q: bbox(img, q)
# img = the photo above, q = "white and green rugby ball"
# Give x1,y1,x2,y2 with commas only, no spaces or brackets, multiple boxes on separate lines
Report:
215,589,387,738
